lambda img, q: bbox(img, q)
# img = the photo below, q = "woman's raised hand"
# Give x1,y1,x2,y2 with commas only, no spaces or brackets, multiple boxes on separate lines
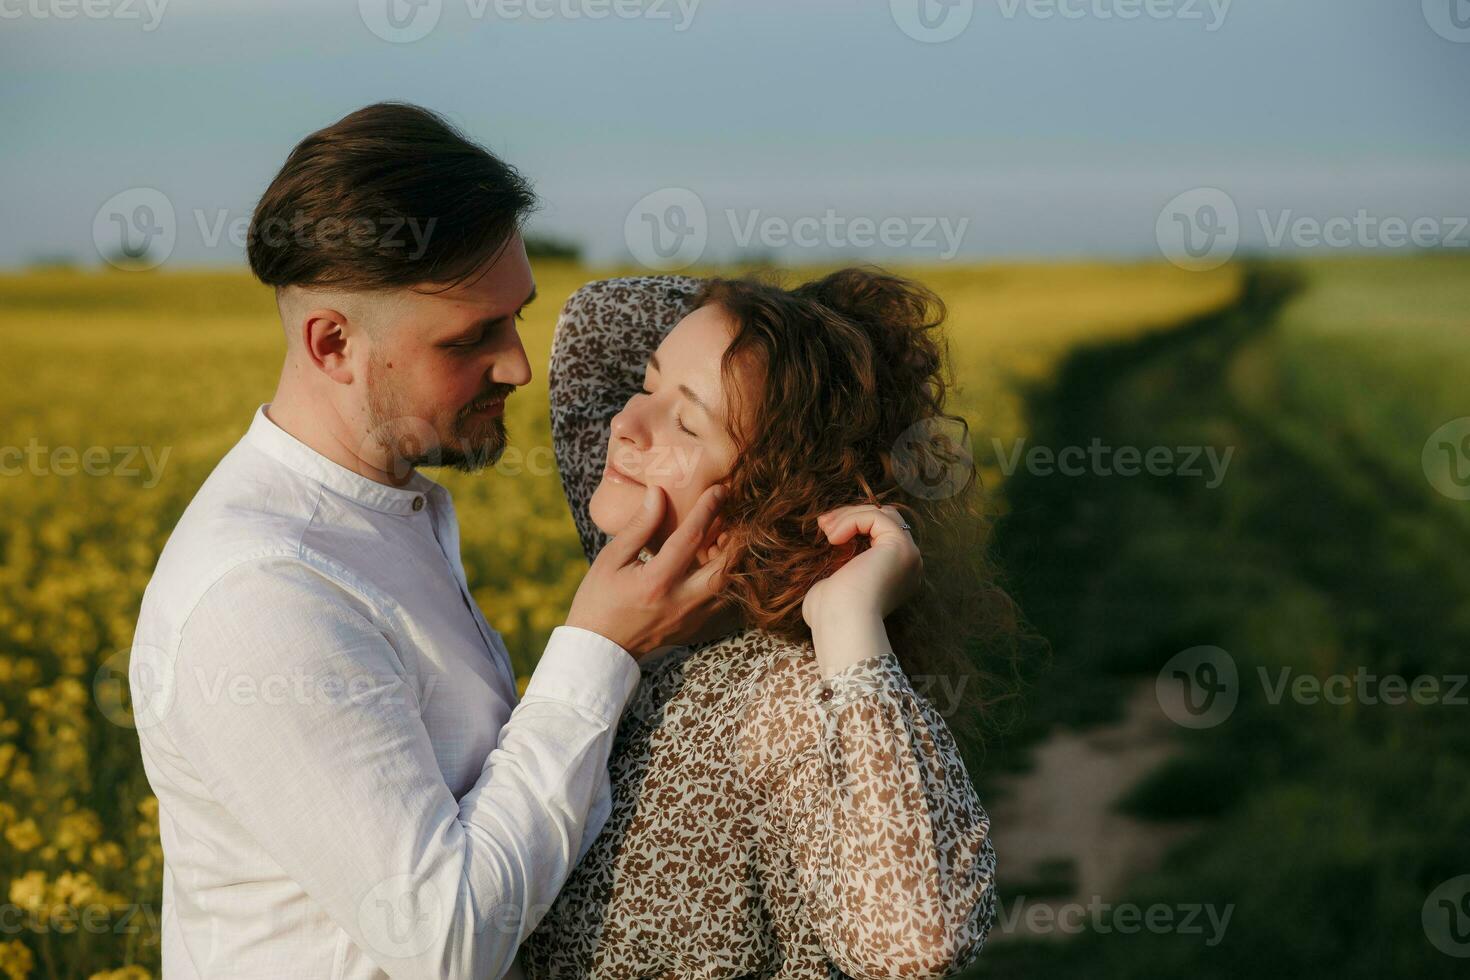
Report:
802,504,923,634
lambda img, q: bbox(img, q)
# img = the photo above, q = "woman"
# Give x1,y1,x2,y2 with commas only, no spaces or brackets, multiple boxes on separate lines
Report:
520,268,1012,979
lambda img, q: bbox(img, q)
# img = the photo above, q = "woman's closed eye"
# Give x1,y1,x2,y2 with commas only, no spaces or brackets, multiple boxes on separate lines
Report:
638,384,698,437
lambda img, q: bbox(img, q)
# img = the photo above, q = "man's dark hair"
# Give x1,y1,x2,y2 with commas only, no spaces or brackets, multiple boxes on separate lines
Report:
247,102,536,291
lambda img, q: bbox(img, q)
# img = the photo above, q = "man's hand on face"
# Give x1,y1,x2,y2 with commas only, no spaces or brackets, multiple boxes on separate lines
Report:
566,484,734,661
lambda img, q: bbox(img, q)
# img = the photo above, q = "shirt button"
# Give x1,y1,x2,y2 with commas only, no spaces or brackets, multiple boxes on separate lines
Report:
412,496,425,512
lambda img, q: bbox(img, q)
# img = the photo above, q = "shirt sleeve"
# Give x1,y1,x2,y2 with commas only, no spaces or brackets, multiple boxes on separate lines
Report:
765,652,998,980
548,275,703,564
166,557,640,980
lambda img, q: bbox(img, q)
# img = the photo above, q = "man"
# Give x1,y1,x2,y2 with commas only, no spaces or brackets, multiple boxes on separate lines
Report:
129,102,730,979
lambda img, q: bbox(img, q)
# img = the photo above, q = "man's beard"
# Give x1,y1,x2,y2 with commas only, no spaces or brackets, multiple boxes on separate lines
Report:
365,358,512,478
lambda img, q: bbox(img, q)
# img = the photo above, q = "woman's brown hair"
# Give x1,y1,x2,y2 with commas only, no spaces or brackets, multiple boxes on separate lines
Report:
696,267,1031,741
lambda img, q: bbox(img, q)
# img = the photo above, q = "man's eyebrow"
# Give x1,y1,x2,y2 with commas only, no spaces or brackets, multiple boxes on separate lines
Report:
448,285,539,340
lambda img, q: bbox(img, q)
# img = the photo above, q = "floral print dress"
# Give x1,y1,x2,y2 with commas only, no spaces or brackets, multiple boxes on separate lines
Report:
519,277,998,980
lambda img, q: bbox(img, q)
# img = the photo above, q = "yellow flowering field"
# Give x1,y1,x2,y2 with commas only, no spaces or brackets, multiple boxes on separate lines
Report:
0,260,1238,977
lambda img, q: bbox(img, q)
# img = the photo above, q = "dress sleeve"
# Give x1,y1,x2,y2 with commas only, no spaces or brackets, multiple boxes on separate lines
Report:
760,652,998,980
549,275,704,564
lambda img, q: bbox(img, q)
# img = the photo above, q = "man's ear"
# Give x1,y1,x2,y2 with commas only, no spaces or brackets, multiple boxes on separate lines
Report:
301,308,356,384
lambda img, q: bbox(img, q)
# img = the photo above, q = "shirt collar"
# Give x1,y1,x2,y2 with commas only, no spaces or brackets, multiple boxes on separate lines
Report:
245,404,447,516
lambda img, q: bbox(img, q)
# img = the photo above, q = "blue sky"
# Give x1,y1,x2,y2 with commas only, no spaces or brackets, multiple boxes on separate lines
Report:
2,0,1467,267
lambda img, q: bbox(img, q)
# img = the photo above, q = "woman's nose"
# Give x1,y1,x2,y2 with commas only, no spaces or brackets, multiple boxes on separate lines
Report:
610,402,649,447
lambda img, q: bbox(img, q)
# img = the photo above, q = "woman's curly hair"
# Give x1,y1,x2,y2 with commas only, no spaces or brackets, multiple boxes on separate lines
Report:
695,266,1031,736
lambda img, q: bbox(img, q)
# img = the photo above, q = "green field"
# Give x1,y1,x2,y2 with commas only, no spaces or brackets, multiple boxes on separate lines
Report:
3,256,1466,978
968,254,1470,978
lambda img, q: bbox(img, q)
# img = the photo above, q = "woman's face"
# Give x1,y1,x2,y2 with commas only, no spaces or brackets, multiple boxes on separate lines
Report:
589,304,752,547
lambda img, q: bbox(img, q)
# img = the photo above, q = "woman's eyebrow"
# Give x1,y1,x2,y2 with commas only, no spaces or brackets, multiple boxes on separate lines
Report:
678,383,718,421
644,353,720,421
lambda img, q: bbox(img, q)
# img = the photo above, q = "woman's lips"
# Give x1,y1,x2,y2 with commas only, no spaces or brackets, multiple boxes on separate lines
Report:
603,461,645,487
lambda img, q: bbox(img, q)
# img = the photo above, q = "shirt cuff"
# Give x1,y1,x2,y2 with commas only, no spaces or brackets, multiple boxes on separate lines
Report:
523,625,640,723
809,651,904,710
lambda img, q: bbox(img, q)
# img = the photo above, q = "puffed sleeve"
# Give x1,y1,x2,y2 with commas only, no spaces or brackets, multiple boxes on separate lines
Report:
548,275,703,563
759,652,997,979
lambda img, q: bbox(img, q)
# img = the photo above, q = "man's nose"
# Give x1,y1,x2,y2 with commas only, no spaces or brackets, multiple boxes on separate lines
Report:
489,335,533,388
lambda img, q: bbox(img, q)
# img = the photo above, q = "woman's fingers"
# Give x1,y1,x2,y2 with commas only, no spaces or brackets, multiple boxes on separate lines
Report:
597,484,667,567
817,504,911,547
643,483,728,588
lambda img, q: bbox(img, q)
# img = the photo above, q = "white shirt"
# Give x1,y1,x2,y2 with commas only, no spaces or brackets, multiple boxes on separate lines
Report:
130,405,639,980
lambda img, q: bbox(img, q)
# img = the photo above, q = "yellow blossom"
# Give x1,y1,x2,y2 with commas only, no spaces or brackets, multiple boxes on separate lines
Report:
4,817,41,853
0,939,36,980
